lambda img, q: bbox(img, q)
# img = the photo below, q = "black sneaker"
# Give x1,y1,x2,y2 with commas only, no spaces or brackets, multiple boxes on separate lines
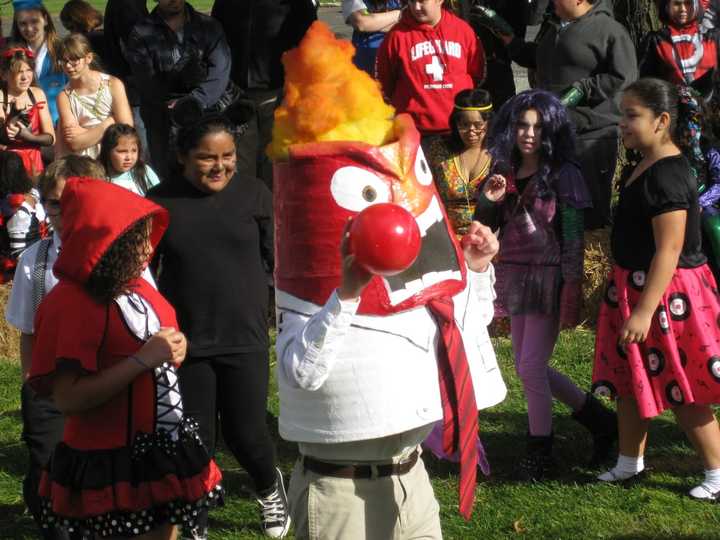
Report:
257,468,291,538
517,452,555,482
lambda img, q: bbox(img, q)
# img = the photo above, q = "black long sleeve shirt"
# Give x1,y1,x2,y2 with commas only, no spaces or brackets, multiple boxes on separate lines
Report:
103,0,148,92
148,173,273,357
211,0,317,92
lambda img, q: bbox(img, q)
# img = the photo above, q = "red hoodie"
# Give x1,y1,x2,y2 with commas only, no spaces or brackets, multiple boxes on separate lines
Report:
376,8,485,135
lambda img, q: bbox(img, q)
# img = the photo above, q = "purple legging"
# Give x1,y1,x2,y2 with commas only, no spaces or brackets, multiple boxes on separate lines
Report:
510,314,586,436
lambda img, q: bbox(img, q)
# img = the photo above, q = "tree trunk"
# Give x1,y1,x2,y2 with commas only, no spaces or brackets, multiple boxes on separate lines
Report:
612,0,662,51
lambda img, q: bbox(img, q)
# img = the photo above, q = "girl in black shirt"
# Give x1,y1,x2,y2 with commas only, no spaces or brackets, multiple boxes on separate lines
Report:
148,116,289,539
593,78,720,502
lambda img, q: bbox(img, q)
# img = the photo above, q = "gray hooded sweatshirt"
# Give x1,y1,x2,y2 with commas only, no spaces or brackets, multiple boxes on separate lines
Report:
508,0,638,138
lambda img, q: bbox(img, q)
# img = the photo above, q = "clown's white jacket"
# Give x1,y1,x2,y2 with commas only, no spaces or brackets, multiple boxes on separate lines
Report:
275,264,507,444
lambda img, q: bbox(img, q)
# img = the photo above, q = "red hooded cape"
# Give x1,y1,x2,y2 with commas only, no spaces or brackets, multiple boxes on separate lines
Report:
27,179,223,523
29,178,172,445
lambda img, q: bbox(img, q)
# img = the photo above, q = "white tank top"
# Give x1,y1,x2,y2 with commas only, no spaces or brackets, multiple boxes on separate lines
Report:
65,73,113,159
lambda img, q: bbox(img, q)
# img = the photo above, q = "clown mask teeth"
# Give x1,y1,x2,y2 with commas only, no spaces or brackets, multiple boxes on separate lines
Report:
416,196,444,237
379,194,463,306
421,271,440,288
385,268,463,306
386,278,425,305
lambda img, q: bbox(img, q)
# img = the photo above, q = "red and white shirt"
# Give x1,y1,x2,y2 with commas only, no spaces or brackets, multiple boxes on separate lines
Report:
376,9,485,135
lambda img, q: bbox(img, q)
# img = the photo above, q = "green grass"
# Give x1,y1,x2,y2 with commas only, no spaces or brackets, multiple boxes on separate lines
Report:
1,329,720,539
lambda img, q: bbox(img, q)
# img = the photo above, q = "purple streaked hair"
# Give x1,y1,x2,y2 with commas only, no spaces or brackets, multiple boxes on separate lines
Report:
486,89,577,197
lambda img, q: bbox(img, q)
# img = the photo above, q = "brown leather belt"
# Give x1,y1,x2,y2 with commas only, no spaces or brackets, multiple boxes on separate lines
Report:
302,450,419,479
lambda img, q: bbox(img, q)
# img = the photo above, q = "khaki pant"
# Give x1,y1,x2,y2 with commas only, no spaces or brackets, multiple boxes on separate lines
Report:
288,454,442,540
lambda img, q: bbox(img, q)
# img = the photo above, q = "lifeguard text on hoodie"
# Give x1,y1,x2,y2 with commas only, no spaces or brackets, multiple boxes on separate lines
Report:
376,8,485,135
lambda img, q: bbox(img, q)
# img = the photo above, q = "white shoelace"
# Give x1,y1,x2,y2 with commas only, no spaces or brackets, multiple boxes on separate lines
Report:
258,489,287,523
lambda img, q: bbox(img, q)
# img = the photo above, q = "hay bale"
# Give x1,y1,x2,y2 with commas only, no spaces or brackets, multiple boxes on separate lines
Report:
580,139,625,328
0,283,20,362
582,228,612,328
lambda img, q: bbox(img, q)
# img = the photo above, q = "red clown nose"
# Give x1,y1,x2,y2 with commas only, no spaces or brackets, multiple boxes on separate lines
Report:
349,203,421,276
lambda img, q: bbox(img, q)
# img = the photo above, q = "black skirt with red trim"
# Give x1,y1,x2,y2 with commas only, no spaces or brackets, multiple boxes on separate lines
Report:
38,418,223,537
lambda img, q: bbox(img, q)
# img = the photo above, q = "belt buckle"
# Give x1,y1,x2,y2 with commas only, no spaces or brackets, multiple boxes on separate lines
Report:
369,463,379,480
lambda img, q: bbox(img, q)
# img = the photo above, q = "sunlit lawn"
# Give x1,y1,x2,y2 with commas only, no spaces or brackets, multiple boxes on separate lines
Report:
1,329,719,538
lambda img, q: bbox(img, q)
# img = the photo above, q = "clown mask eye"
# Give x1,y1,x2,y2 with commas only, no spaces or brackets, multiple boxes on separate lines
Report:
362,186,377,202
330,166,392,212
414,147,433,186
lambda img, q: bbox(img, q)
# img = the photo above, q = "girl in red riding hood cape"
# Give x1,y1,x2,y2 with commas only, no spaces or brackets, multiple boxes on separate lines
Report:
28,178,222,539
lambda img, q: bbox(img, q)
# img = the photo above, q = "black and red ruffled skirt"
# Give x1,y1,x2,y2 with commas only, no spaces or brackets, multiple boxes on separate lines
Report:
38,418,223,538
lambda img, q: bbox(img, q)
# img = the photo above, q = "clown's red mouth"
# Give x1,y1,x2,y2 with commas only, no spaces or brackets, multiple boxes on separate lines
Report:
384,196,461,305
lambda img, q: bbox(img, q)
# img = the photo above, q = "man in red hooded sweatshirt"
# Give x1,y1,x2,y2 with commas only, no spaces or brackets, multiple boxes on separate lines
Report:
376,0,486,137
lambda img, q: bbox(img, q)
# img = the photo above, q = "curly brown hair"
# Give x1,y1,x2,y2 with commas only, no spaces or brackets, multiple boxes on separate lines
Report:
86,217,151,303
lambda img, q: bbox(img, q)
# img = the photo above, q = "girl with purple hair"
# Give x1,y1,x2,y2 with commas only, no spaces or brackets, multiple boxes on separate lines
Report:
474,89,617,480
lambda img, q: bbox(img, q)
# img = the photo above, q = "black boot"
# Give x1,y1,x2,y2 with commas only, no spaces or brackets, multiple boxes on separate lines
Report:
517,433,554,482
572,393,618,467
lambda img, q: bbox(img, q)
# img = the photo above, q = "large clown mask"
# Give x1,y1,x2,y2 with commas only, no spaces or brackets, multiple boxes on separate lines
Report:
271,21,467,314
275,113,467,316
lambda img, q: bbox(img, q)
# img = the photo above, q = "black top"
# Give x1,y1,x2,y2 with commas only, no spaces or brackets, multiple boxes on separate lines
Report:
210,0,317,92
611,155,706,271
103,0,148,105
148,173,273,357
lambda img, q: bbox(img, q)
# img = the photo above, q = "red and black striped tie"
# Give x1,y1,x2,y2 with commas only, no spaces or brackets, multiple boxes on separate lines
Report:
428,296,478,520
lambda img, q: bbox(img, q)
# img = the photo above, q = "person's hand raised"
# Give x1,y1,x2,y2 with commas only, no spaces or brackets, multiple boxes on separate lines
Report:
483,174,507,202
461,221,499,273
